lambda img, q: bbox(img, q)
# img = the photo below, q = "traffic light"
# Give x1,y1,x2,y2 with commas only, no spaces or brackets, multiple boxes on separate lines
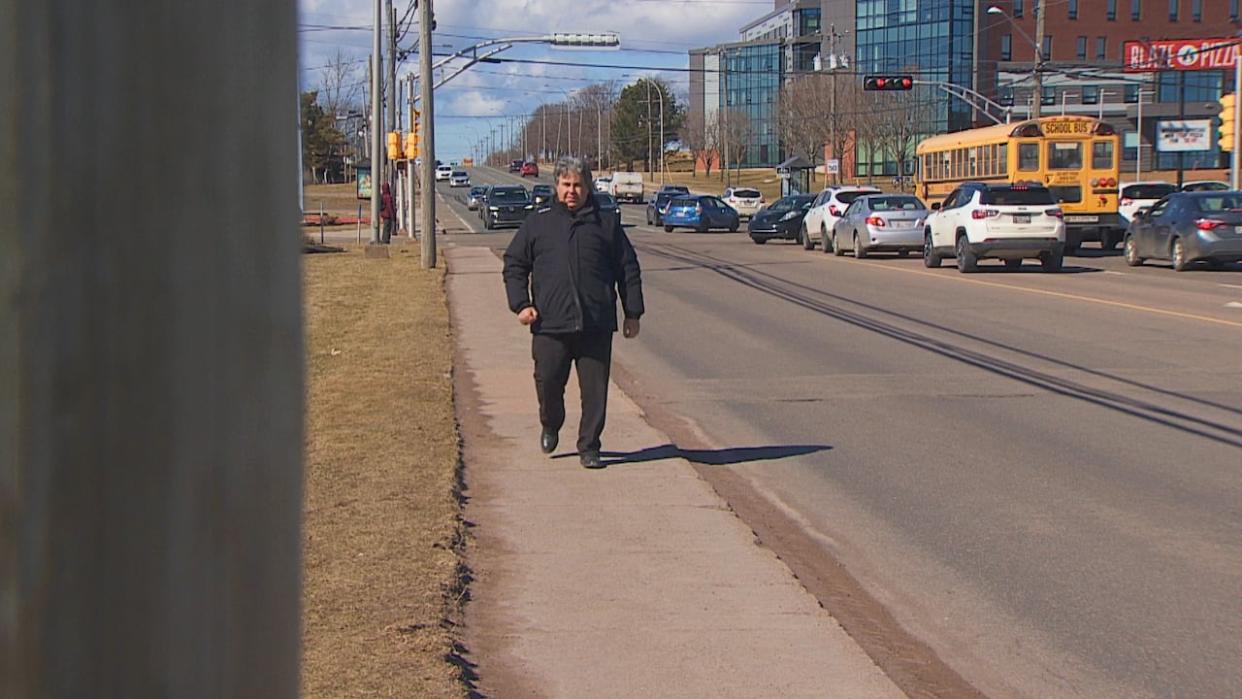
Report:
863,75,914,91
1219,92,1235,152
404,132,419,159
386,131,401,161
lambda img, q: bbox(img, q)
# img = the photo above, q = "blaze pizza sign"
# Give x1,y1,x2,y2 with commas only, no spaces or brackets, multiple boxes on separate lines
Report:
1123,38,1238,72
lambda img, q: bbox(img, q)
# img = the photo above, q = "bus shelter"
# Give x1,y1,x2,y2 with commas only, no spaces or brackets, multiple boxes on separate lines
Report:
776,156,813,196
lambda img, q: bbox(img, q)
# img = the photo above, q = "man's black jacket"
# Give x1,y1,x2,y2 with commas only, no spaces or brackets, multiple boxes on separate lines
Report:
503,195,644,334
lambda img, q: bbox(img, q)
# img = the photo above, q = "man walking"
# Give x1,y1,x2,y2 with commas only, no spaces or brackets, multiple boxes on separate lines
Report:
380,181,396,243
503,156,644,469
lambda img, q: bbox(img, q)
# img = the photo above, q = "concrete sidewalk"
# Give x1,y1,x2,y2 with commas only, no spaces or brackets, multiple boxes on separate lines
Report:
447,245,902,698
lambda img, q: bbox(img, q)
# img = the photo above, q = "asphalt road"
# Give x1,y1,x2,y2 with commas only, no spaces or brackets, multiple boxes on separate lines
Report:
444,166,1242,698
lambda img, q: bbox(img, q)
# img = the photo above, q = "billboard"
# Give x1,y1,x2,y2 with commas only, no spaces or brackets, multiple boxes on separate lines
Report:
1156,120,1213,152
1123,38,1238,72
356,165,373,200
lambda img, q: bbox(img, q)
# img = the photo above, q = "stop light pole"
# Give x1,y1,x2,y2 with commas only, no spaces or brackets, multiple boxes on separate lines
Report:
419,0,436,268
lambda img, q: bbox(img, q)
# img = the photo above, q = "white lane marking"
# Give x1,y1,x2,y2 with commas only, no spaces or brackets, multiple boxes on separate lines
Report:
1226,302,1242,309
1218,283,1242,290
1102,270,1127,276
437,190,478,234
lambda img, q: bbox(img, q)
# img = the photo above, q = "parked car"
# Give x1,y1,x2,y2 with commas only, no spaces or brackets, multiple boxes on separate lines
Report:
830,194,929,258
521,161,539,177
450,170,470,187
595,192,623,229
924,182,1066,273
509,159,524,173
722,187,765,220
435,164,453,182
1118,181,1176,226
594,176,612,192
803,186,882,250
531,184,553,207
466,185,488,210
747,194,815,244
610,172,645,203
481,185,533,230
1180,180,1231,192
1123,191,1242,271
662,195,740,233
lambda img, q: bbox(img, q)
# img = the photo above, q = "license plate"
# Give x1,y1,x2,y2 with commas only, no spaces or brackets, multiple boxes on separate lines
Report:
892,219,915,227
1013,214,1030,223
1066,215,1099,223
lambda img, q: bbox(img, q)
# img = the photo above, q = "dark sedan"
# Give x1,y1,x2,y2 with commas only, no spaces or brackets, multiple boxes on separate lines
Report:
1124,191,1242,270
747,194,816,244
481,186,533,230
531,184,553,208
595,192,623,229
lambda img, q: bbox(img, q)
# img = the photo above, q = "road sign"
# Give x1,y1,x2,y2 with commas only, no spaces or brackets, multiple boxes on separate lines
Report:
1156,120,1213,152
826,159,840,175
1123,38,1238,72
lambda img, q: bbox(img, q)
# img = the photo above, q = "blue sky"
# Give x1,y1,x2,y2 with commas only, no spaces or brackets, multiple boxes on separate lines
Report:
299,0,767,161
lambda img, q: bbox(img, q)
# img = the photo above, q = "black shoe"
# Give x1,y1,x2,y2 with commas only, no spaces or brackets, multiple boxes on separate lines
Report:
540,428,558,455
579,451,604,469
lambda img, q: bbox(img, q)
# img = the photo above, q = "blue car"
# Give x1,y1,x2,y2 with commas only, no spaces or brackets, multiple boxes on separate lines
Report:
662,195,740,233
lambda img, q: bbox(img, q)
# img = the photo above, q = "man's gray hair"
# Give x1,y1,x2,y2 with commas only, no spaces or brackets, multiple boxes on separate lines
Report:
552,155,593,185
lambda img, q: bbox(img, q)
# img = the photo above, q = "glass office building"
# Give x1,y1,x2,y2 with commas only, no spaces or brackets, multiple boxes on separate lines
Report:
853,0,976,176
722,42,783,167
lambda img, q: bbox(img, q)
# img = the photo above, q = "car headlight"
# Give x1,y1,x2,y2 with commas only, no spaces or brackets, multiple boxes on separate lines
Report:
489,206,499,211
525,204,534,210
780,211,800,221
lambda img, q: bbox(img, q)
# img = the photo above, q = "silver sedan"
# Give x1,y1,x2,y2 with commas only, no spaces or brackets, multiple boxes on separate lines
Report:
831,194,928,258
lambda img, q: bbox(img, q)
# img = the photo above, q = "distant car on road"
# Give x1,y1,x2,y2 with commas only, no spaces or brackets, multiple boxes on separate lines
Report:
924,182,1065,273
662,195,740,233
1119,181,1176,226
1123,190,1242,271
747,194,815,244
830,194,928,257
609,172,645,204
595,192,623,230
435,164,452,182
1180,180,1231,192
480,185,533,230
521,161,539,177
722,187,764,220
450,170,470,187
509,159,524,173
803,186,882,250
466,186,487,210
531,184,553,207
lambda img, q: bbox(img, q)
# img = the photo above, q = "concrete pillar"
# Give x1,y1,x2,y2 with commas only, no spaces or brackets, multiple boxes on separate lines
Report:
1,2,304,698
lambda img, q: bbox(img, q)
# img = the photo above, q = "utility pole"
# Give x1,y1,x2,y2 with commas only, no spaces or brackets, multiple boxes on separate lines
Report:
369,0,382,245
1032,0,1046,120
646,80,653,177
387,0,397,198
419,0,436,268
407,73,417,239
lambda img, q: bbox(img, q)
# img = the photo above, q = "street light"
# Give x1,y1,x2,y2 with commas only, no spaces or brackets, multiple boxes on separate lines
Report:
645,79,666,184
987,4,1047,120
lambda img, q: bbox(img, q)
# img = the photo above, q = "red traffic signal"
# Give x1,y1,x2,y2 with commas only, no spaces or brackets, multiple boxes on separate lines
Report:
864,75,914,91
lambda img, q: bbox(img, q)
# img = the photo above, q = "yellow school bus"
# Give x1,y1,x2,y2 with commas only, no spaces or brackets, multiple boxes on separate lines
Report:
915,116,1122,250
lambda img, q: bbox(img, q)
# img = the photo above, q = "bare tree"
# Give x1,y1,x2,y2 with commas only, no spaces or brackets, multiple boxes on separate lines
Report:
720,108,753,181
871,90,935,191
316,50,362,182
681,110,707,177
777,75,831,171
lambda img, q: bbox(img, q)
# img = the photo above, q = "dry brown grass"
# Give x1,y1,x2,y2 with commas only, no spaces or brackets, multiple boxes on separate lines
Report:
305,183,369,218
301,243,467,698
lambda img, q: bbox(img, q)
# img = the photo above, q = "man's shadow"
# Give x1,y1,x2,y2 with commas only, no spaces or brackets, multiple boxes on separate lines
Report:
556,443,831,467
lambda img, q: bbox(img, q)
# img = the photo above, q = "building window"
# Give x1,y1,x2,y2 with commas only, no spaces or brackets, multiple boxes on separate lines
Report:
1077,36,1087,60
1124,83,1140,102
1014,0,1023,18
1042,36,1052,59
1132,0,1142,20
1001,34,1012,61
1169,0,1179,20
1097,37,1107,59
1107,0,1117,19
1234,0,1239,20
1083,85,1100,104
1042,86,1056,106
1069,0,1079,18
1192,0,1202,21
1123,131,1139,161
1000,87,1015,106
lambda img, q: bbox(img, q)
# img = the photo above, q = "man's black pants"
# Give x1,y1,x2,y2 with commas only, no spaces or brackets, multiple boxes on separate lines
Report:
532,331,613,454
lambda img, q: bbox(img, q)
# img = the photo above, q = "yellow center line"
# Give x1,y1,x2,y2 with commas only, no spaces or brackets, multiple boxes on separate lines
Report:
850,260,1242,330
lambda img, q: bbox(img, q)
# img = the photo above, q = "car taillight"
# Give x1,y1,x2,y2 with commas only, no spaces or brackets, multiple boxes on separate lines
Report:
759,197,765,204
695,204,703,214
1196,218,1225,230
1120,197,1133,206
971,208,1000,219
865,215,886,227
828,205,841,216
1045,208,1063,218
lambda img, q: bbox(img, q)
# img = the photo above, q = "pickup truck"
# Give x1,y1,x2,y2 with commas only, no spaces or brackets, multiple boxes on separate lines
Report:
609,172,645,204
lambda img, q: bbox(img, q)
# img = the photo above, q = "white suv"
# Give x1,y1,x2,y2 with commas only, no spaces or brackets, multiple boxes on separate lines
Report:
722,187,764,220
802,186,882,251
924,183,1066,273
435,164,452,182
